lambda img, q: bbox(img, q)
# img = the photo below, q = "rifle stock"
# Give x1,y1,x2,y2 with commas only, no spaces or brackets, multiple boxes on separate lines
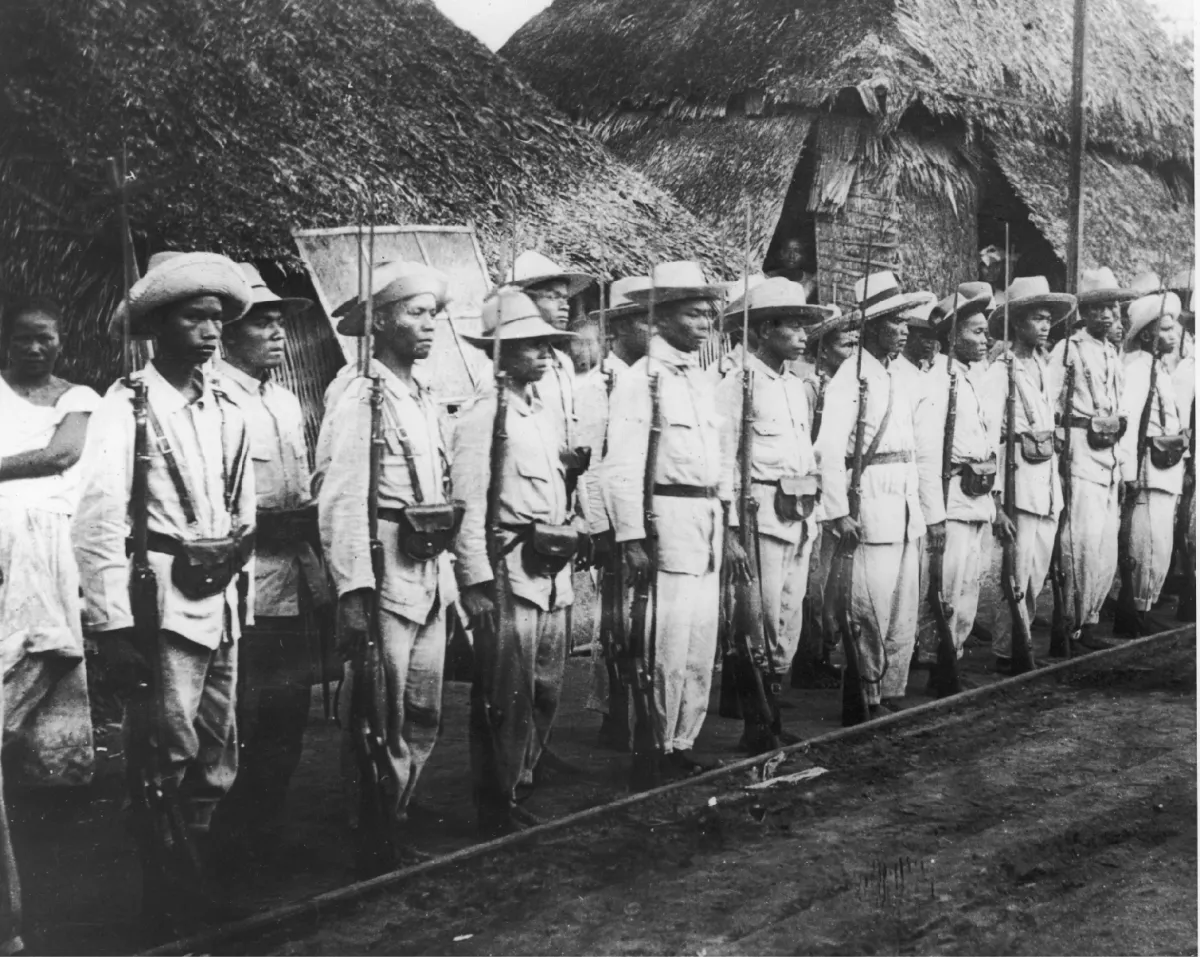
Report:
1050,324,1076,657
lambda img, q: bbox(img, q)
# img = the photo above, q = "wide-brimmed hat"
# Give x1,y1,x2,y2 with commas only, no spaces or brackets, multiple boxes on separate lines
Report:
931,282,994,338
505,250,592,299
1077,267,1136,307
336,260,451,336
853,272,931,321
1126,291,1182,345
1128,271,1163,297
1169,265,1195,293
722,277,834,333
809,306,853,342
462,287,576,350
229,263,313,324
899,291,939,330
109,251,252,340
589,275,651,323
719,273,767,306
987,276,1077,339
626,261,723,306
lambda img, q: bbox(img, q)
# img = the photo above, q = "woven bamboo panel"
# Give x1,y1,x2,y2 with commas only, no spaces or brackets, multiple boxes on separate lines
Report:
814,178,901,312
272,310,346,470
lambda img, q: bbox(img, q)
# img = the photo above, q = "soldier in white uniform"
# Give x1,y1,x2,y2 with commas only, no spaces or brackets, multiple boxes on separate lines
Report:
1115,291,1187,634
452,290,580,836
211,265,328,859
74,252,256,931
915,283,998,682
601,261,740,773
1047,268,1134,651
815,273,943,714
979,277,1070,670
717,278,829,746
318,261,456,859
576,277,651,749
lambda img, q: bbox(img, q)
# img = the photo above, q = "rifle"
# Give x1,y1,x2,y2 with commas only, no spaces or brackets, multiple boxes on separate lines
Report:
1116,283,1168,632
728,203,778,751
595,269,632,749
349,212,397,871
1048,322,1075,658
1177,395,1196,622
107,154,201,887
927,289,962,697
1000,225,1036,674
811,370,828,441
627,261,661,791
828,239,875,727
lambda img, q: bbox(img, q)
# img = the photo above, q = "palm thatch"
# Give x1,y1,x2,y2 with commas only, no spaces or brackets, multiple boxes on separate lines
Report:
0,0,734,391
504,0,1192,165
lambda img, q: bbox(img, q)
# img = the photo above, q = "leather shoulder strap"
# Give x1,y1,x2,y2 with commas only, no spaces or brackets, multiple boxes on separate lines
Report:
860,372,895,467
147,405,199,527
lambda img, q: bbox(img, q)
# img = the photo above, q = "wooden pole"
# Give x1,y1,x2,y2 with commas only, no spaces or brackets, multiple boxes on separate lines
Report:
1065,0,1088,293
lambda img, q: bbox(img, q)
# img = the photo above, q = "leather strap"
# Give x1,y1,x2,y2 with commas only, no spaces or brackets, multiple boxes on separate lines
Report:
846,449,912,468
860,370,895,468
653,484,718,498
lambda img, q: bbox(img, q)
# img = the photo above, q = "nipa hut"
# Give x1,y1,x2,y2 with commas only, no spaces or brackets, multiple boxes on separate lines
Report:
0,0,736,450
502,0,1195,306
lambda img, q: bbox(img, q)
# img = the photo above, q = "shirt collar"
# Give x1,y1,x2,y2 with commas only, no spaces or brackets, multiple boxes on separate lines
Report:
142,360,214,414
745,352,791,381
214,357,269,396
649,335,700,370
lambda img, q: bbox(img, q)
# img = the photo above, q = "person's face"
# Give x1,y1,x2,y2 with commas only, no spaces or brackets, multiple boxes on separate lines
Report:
658,298,713,353
1150,315,1180,354
870,315,908,359
156,294,223,365
1014,308,1052,350
5,310,61,380
953,314,989,364
376,292,438,362
568,322,601,374
526,279,571,331
1107,314,1128,347
904,326,937,362
824,329,858,370
780,239,807,271
616,314,651,360
1081,301,1117,340
501,339,553,384
760,316,807,363
223,305,287,371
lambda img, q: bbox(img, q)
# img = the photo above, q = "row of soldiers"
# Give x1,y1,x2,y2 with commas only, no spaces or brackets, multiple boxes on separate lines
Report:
5,241,1191,942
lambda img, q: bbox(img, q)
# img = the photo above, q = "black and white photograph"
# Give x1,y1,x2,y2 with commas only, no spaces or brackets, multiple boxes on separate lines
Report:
0,0,1195,952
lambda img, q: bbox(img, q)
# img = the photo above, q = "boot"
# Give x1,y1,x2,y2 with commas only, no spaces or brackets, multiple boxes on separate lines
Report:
790,655,842,690
1075,625,1117,652
1112,599,1142,638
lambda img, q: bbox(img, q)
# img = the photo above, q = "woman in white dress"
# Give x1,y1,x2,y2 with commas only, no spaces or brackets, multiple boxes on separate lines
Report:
0,299,100,790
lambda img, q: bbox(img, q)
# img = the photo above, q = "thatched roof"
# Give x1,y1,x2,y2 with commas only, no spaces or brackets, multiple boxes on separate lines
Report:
0,0,734,386
503,0,1193,166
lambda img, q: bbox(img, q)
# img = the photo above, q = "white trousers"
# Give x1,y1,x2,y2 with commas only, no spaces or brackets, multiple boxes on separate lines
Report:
756,531,814,674
918,520,988,664
992,510,1058,658
1125,489,1179,610
652,568,720,752
849,540,920,705
1062,479,1120,628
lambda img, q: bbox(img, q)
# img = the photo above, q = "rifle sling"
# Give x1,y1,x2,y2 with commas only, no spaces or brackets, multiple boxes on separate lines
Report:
857,371,895,469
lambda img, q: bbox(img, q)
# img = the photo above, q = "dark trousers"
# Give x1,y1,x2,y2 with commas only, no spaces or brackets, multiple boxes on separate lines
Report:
216,616,313,840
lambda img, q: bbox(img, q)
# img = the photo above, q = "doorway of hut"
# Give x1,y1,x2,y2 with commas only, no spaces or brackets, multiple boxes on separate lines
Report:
976,157,1065,298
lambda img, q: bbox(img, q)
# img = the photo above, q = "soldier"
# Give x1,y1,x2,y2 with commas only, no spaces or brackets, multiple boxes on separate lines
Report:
1047,267,1134,651
452,289,581,836
318,260,457,860
979,277,1071,670
896,293,940,375
717,278,829,747
601,261,740,773
815,272,943,715
577,277,652,750
210,265,327,862
791,308,856,689
74,252,256,932
915,284,998,684
1114,291,1187,635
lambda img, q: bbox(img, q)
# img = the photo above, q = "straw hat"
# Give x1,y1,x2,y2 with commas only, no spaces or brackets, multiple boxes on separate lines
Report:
853,272,931,321
987,276,1076,339
899,291,939,330
719,273,767,306
462,288,576,349
588,276,651,323
808,306,852,342
1129,271,1163,297
1126,291,1182,345
721,277,835,335
1076,267,1136,306
336,260,451,336
229,263,313,323
930,282,994,336
109,251,252,340
1168,265,1195,293
505,250,592,298
625,261,723,306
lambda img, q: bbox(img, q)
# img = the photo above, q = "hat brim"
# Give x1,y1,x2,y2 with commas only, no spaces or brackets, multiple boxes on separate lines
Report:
931,299,991,337
108,293,249,341
626,286,724,306
862,292,932,322
230,296,314,323
461,315,577,348
513,272,593,299
1077,288,1137,306
810,312,860,341
722,304,834,324
987,295,1077,339
587,302,648,324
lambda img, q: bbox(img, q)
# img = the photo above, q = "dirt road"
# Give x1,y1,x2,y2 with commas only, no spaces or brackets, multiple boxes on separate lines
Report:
254,636,1196,956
